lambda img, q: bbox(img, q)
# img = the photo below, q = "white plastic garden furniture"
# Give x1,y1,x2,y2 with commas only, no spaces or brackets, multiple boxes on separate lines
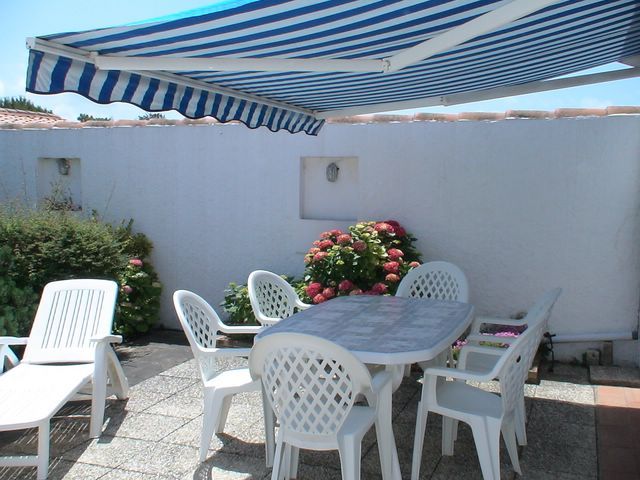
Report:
173,290,275,464
458,287,562,446
250,332,394,480
411,318,547,480
396,261,469,370
0,279,129,480
247,270,310,327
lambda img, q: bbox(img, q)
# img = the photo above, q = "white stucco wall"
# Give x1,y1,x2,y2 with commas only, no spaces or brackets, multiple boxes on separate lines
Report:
1,116,639,365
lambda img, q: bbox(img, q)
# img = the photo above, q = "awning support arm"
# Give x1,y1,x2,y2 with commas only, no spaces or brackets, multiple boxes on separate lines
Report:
316,67,640,119
26,38,317,117
383,0,562,73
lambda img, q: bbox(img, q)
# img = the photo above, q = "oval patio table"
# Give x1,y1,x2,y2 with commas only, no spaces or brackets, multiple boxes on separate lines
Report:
255,295,475,479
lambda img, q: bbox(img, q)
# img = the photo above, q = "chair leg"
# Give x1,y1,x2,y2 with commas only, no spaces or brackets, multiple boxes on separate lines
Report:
106,347,129,400
337,434,361,480
288,446,300,479
271,436,285,480
216,396,233,433
262,388,276,467
90,357,108,438
410,401,429,480
502,415,522,475
441,416,456,456
373,383,394,480
36,421,50,480
470,418,498,480
515,394,527,446
200,389,224,462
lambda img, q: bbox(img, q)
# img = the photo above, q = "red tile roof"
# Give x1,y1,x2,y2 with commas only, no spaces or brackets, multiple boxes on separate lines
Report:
0,108,64,127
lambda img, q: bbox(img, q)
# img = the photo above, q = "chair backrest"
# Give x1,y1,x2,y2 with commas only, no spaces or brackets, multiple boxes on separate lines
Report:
248,270,299,326
522,287,562,331
496,318,547,416
173,290,229,382
396,261,469,302
250,332,372,443
23,279,118,365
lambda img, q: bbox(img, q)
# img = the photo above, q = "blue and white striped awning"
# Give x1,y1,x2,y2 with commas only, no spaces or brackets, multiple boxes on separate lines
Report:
26,0,640,135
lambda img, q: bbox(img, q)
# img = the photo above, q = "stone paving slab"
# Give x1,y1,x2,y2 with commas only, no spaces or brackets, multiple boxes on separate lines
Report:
0,333,606,480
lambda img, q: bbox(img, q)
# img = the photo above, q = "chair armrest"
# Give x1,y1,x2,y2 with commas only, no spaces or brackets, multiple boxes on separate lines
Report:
0,336,29,346
218,324,263,335
200,347,252,358
295,299,312,310
457,344,507,370
466,333,517,345
90,334,123,344
423,365,499,383
370,371,393,395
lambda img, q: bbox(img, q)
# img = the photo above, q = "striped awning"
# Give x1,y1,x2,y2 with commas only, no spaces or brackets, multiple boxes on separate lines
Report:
26,0,640,135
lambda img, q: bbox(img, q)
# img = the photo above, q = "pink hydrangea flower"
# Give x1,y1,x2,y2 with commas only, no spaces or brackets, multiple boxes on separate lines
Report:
349,288,363,295
308,247,321,255
371,282,388,294
320,231,332,239
394,226,406,237
129,258,143,267
313,293,327,304
306,282,323,298
374,222,392,233
313,240,321,247
385,273,400,283
330,229,343,236
409,261,421,268
336,234,352,245
383,261,399,274
122,285,133,294
322,287,336,299
313,251,329,262
319,239,334,250
385,220,400,228
387,248,404,260
352,240,366,252
338,280,354,291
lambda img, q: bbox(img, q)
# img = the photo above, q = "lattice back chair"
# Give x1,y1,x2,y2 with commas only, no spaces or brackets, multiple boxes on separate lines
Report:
396,261,469,302
460,288,562,446
411,324,542,480
173,290,273,463
248,270,310,327
396,261,469,371
250,332,394,480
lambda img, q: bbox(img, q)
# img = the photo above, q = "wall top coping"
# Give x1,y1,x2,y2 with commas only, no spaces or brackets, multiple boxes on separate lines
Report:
1,106,639,131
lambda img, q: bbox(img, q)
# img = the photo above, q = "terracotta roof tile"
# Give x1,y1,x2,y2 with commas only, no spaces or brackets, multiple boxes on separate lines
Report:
0,108,63,126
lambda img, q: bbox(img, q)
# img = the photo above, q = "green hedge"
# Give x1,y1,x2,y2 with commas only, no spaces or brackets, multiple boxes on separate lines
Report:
0,208,162,338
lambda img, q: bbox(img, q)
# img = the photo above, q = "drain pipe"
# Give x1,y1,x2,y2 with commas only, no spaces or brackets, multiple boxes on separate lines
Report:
551,330,638,343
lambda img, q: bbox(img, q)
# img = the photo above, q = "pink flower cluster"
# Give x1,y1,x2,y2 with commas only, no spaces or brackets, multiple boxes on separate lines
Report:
129,258,143,267
374,220,406,238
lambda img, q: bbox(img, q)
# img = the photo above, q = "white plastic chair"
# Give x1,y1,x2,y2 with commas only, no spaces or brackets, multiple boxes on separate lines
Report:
396,261,469,302
0,279,129,480
411,318,546,480
247,270,310,327
396,261,469,370
250,332,395,480
173,290,275,464
458,288,562,446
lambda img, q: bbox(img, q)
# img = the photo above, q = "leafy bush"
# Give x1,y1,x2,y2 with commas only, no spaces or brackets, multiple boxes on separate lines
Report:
0,246,38,336
221,282,254,325
301,220,422,303
0,208,162,338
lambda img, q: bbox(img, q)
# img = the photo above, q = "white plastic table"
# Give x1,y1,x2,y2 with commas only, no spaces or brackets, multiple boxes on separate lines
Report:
256,295,474,478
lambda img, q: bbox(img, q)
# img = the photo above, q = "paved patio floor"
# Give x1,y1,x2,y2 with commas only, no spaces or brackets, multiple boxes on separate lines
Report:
0,332,618,479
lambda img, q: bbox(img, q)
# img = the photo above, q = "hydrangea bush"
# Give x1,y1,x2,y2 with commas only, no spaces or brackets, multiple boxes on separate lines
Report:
301,220,422,303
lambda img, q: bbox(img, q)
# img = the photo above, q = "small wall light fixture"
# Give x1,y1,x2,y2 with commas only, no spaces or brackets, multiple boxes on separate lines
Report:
326,162,339,182
57,158,71,176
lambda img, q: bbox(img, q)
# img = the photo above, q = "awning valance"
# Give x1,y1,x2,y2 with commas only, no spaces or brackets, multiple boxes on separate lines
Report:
26,0,640,135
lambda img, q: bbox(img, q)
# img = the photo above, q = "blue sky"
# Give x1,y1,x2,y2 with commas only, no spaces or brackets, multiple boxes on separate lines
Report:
2,0,639,121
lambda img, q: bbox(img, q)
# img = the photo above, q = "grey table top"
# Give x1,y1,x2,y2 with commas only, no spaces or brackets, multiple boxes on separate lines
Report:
256,295,474,365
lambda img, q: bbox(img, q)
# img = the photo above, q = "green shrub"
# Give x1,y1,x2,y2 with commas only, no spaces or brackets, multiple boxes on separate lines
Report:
0,207,162,339
221,282,255,325
0,246,38,336
302,220,422,302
